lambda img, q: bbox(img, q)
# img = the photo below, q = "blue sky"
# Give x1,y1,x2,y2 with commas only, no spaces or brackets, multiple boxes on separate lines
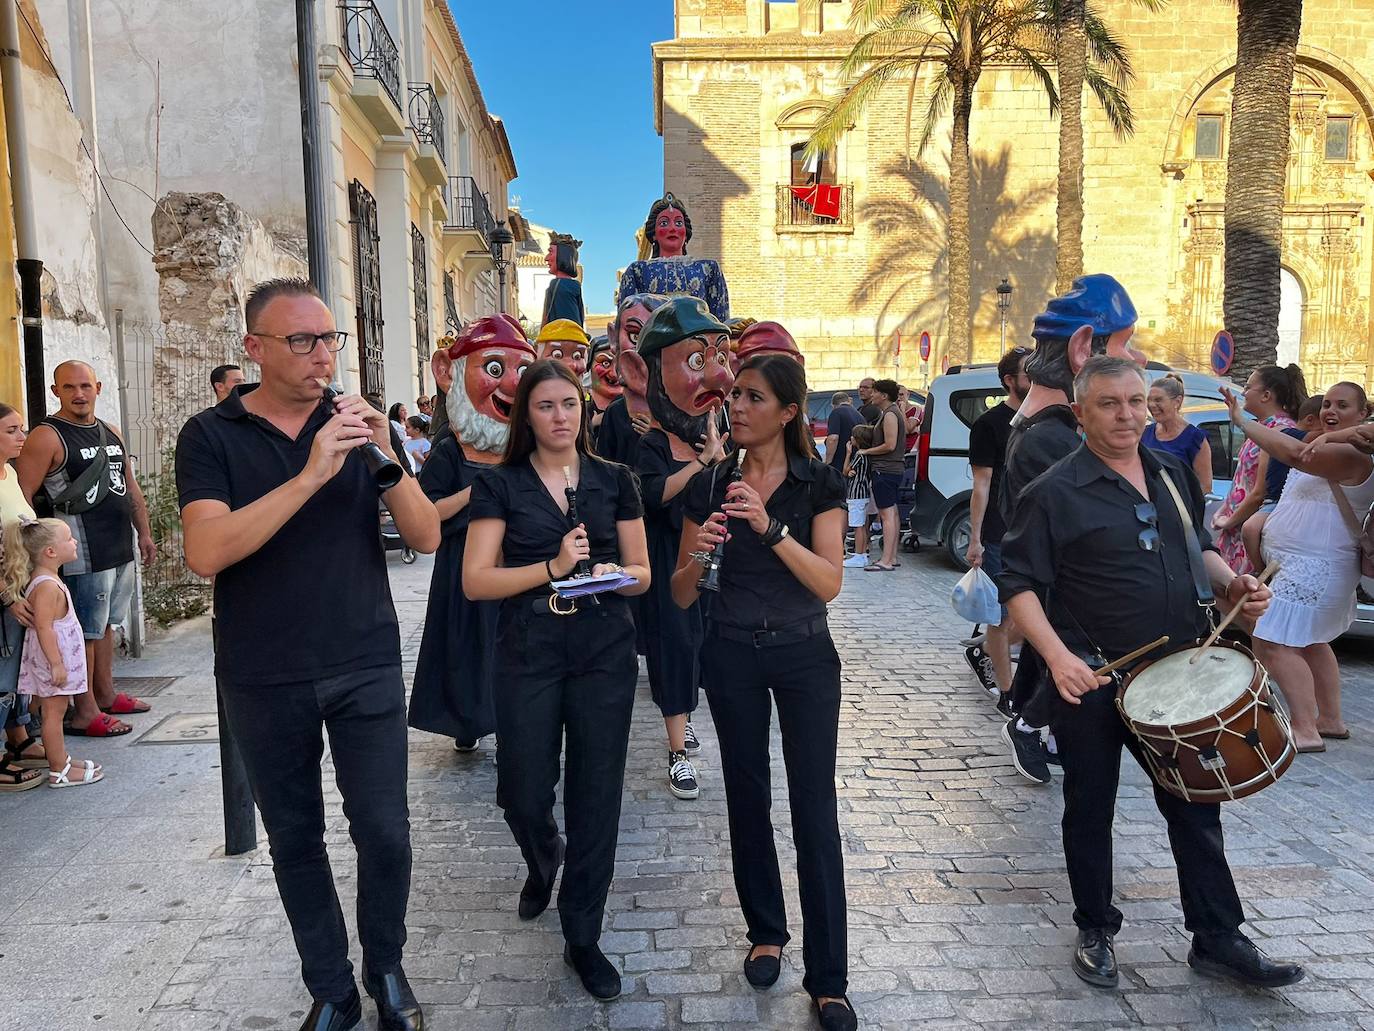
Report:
452,2,674,314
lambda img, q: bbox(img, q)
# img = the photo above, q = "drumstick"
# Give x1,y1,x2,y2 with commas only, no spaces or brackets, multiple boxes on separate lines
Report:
1094,636,1169,677
1189,558,1281,664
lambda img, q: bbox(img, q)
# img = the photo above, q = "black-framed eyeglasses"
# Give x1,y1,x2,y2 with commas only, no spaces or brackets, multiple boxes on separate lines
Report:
1135,501,1160,552
252,331,349,354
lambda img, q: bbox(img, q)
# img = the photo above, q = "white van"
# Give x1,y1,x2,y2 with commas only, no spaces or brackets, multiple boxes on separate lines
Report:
909,363,1242,567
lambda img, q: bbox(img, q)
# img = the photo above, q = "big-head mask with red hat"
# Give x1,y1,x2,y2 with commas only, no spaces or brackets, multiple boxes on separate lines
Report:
431,314,536,459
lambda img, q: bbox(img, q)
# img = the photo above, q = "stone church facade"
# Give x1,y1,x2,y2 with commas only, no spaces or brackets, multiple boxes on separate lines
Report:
654,0,1374,390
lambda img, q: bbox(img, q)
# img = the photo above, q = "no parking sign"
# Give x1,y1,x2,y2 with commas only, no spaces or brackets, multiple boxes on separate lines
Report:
919,331,931,362
1211,330,1234,376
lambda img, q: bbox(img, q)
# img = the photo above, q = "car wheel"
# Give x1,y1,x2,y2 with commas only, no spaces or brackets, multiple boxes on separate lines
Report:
945,507,972,570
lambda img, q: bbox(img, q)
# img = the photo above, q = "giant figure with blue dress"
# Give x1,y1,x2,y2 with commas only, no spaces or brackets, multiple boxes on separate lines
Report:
617,193,729,322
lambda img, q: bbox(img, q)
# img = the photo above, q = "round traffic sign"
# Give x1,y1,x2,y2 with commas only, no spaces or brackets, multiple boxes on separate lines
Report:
1211,330,1234,376
919,331,932,362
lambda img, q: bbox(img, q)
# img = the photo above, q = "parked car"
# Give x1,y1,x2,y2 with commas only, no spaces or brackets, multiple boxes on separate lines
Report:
909,363,1237,569
807,387,926,441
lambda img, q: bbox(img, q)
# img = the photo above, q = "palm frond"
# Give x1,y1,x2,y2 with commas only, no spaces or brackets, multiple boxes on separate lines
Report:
1015,49,1061,115
913,74,954,159
1083,6,1134,86
807,58,921,157
1085,65,1135,137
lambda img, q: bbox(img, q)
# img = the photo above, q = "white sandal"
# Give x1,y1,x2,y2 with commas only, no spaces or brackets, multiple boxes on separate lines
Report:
48,756,103,788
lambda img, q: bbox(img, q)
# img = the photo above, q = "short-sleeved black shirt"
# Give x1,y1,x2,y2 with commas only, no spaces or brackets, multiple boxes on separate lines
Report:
174,385,399,685
468,453,644,571
859,402,881,425
636,429,693,533
683,452,845,631
967,402,1016,545
997,443,1216,663
824,404,863,474
1264,427,1307,502
998,404,1081,526
419,435,486,540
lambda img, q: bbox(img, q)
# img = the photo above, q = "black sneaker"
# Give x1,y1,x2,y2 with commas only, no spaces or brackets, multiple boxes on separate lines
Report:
682,722,701,757
995,691,1017,719
668,751,699,800
963,644,1000,698
1001,719,1051,785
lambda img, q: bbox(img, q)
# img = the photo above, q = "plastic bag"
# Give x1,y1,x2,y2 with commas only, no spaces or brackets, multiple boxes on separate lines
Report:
951,565,1001,626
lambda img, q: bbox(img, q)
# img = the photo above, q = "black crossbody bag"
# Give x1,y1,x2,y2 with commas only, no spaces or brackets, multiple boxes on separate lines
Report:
45,420,113,515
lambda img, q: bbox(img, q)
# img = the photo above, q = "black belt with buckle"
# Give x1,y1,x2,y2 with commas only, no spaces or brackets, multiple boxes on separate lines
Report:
706,616,828,647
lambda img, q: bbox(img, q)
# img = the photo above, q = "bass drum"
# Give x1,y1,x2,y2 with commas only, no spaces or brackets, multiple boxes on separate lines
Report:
1116,639,1295,803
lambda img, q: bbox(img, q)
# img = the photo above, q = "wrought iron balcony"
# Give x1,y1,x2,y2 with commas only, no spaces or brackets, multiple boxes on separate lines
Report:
340,1,401,110
775,182,853,230
444,176,495,242
407,83,446,159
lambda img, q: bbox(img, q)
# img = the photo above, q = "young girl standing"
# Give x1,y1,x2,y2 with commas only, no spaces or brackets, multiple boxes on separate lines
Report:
3,518,101,787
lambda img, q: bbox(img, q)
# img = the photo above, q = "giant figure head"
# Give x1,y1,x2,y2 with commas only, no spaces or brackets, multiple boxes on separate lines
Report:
535,318,590,379
1025,274,1143,397
732,320,805,376
430,314,536,456
609,292,670,420
545,231,581,278
587,335,621,411
643,192,693,258
621,296,733,445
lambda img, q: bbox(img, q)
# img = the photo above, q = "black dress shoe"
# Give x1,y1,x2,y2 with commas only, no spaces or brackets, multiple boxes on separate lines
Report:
743,944,782,989
363,968,424,1031
519,838,564,920
298,990,361,1031
564,942,622,1000
1188,933,1305,988
812,995,858,1031
1073,928,1118,988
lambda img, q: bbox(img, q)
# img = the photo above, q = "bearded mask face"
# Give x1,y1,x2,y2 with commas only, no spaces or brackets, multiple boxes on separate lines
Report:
446,348,532,453
644,332,733,444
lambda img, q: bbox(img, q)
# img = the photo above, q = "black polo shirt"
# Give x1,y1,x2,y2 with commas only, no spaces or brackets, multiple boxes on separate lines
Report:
683,452,845,631
998,404,1081,526
175,385,399,685
468,454,643,571
997,443,1215,664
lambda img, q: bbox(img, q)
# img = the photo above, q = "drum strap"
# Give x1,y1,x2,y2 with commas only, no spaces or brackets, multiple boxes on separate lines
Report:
1158,469,1216,612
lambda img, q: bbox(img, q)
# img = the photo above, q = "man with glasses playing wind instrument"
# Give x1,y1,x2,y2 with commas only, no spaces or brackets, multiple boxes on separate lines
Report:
997,354,1303,994
176,278,439,1031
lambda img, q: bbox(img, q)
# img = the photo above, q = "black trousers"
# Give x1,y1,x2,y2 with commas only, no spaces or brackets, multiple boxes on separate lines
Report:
1048,682,1245,938
701,630,848,999
493,595,638,945
219,665,412,1002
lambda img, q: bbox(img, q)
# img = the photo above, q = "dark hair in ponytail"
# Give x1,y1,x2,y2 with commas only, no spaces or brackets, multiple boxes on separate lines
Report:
1253,364,1307,420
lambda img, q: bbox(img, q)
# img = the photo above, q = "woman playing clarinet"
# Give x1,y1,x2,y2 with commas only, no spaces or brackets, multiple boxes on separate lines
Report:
464,359,650,1002
671,354,855,1031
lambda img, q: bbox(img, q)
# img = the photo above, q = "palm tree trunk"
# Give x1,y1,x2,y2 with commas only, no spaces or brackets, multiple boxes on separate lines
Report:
1055,0,1087,295
948,76,974,364
1223,0,1303,379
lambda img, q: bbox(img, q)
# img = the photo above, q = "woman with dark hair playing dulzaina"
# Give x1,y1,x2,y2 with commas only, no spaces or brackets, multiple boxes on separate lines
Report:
672,355,855,1030
463,359,650,1001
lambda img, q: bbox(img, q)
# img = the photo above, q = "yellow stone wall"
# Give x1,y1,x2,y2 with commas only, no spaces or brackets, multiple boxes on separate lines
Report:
656,0,1374,391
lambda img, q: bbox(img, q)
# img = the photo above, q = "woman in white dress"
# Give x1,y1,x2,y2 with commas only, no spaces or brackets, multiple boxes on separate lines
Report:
1221,381,1374,752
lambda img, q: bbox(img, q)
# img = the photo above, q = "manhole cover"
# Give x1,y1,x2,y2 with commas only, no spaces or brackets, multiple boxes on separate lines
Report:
136,712,218,744
114,676,178,697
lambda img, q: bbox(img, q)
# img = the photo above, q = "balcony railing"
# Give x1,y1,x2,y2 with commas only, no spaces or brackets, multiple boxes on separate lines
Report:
407,82,445,159
444,175,495,242
340,1,401,109
775,182,853,229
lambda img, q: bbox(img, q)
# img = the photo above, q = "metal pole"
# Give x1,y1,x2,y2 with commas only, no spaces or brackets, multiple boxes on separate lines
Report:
296,0,331,303
1,0,47,427
999,311,1007,352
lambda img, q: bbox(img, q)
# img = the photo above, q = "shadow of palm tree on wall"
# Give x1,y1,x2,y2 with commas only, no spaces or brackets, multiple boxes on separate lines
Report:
854,146,1057,372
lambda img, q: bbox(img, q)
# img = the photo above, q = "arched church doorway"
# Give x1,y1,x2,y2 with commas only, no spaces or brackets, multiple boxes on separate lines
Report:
1277,268,1303,369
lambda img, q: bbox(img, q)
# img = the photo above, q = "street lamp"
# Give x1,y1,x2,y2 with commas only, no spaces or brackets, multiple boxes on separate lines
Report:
996,277,1013,351
488,219,514,313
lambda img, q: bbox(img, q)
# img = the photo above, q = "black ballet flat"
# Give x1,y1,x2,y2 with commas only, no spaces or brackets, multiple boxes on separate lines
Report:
743,944,781,989
812,995,858,1031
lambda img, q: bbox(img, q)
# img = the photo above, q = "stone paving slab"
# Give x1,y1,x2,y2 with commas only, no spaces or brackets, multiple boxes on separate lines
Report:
2,548,1373,1029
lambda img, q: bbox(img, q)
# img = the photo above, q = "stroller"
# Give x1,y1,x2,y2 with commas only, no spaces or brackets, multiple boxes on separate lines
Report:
379,501,417,564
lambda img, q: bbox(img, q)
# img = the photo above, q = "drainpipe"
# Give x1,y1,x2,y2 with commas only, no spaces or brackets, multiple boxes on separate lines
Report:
296,0,331,302
0,0,47,427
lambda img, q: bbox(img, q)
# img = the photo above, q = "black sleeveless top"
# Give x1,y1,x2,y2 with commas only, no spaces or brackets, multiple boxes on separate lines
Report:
40,416,135,575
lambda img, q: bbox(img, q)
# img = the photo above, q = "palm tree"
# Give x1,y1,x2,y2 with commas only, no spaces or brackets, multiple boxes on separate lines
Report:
1050,0,1164,293
810,1,1142,362
1223,0,1303,379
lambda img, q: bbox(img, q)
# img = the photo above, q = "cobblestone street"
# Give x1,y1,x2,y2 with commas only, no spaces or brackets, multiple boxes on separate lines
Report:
2,548,1373,1030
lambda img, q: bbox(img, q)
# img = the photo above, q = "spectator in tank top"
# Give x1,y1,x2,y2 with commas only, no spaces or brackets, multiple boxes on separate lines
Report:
15,361,157,738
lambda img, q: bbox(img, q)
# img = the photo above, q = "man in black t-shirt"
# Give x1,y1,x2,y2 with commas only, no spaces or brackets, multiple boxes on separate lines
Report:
963,347,1030,704
856,377,880,424
176,278,439,1031
823,392,862,474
